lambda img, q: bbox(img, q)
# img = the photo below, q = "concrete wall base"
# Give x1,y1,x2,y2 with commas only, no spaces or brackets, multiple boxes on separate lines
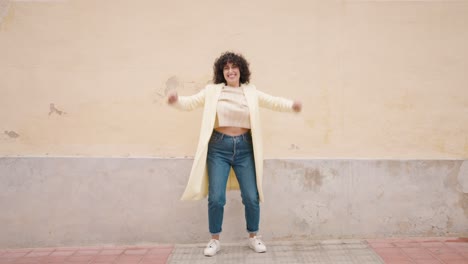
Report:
1,157,467,248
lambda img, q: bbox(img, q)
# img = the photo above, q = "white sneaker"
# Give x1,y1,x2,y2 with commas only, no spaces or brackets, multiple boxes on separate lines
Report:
204,239,220,256
248,236,267,253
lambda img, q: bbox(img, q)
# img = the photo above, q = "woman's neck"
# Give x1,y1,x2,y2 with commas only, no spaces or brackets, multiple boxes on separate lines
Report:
226,83,240,88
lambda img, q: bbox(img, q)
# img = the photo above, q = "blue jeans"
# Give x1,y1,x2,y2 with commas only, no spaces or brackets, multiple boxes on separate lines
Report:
207,130,260,235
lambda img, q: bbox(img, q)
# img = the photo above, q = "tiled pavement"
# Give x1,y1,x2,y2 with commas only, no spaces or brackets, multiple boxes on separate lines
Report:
0,237,466,264
169,239,383,264
0,245,173,264
367,237,468,264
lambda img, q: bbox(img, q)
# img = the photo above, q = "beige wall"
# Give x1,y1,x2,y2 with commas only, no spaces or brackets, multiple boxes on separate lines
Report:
1,0,467,159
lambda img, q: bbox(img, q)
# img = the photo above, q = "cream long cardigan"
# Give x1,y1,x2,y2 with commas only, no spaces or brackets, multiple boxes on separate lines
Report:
172,83,294,202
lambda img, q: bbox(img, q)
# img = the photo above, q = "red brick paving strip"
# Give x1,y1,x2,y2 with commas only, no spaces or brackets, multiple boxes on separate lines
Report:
367,237,468,264
2,238,466,264
0,245,174,264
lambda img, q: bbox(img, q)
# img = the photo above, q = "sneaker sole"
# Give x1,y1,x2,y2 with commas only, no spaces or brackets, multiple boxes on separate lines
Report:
204,249,221,257
249,245,266,253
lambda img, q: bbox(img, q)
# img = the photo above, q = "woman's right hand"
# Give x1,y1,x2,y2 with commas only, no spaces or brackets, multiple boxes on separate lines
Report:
292,100,302,112
167,90,178,104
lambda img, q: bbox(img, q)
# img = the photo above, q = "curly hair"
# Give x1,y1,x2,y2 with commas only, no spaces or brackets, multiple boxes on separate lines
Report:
213,52,251,85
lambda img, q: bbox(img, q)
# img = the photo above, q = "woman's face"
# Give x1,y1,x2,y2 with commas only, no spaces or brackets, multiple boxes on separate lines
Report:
223,62,240,87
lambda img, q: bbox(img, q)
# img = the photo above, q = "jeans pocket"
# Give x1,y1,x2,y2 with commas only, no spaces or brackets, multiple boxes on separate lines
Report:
209,132,223,144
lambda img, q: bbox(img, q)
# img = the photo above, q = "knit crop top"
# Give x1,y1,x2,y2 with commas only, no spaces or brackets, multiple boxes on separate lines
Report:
214,86,251,129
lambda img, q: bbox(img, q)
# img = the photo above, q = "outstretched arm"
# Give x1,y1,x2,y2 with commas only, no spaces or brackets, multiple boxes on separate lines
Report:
257,90,302,112
167,89,206,111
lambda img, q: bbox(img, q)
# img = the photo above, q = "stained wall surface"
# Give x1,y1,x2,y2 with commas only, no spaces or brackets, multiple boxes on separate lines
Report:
0,0,467,158
1,158,467,248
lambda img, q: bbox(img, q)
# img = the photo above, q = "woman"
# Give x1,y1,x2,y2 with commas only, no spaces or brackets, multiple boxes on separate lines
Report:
167,51,302,256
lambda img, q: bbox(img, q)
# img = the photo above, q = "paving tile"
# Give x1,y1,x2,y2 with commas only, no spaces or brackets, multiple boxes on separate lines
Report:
52,247,81,251
66,255,95,262
437,252,466,261
140,258,169,264
99,249,124,255
446,243,468,249
149,245,173,249
319,239,345,244
444,238,468,243
30,248,56,252
414,260,442,264
382,261,414,264
0,259,16,264
429,247,459,255
440,260,468,264
422,242,446,248
406,252,438,260
455,248,468,253
374,248,405,255
385,260,414,264
90,254,119,263
24,251,52,257
75,249,100,255
1,252,29,258
394,242,421,248
414,237,445,242
369,242,395,248
100,246,128,250
6,249,33,253
147,247,173,255
114,255,143,264
123,249,148,255
380,255,412,262
366,238,400,243
142,254,170,260
125,246,155,249
12,258,42,264
124,246,152,250
392,238,417,242
42,256,69,263
344,243,369,249
49,250,75,257
114,260,142,264
401,247,429,254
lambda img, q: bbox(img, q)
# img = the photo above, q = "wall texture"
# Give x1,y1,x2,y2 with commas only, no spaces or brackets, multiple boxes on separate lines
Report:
0,0,467,158
0,0,467,248
1,157,467,248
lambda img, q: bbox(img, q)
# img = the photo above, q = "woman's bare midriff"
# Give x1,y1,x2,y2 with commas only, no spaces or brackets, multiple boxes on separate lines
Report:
215,126,250,136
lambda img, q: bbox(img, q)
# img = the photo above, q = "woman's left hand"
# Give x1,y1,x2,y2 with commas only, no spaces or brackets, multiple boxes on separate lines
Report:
292,100,302,112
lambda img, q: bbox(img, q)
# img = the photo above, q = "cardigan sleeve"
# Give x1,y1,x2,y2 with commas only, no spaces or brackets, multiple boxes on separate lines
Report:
257,90,294,112
170,88,206,111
